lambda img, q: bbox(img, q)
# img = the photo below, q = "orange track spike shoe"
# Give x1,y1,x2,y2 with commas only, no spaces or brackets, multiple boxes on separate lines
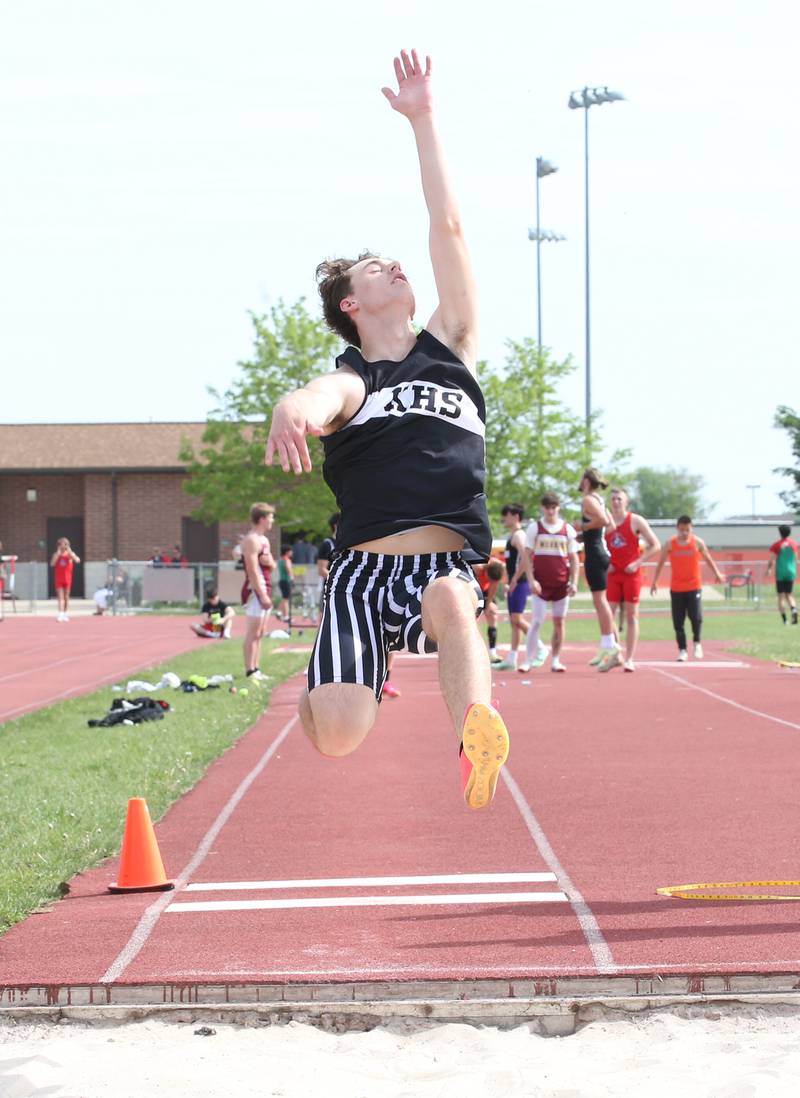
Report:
459,702,510,810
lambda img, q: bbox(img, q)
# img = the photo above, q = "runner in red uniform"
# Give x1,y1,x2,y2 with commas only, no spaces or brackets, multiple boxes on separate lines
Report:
604,488,661,672
50,538,81,622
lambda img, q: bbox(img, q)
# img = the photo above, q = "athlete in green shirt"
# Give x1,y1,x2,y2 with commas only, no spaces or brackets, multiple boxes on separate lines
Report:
766,524,799,624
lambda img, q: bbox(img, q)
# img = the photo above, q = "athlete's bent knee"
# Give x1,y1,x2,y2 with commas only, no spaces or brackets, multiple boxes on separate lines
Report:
423,576,476,628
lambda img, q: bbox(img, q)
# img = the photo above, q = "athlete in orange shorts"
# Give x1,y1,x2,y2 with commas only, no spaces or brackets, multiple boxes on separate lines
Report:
604,488,660,672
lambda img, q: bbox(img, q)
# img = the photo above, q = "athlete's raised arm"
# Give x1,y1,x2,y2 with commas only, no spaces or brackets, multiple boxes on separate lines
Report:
265,368,365,475
382,50,478,371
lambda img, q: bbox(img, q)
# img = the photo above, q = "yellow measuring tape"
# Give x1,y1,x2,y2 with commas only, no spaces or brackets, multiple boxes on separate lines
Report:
778,660,800,668
658,881,800,901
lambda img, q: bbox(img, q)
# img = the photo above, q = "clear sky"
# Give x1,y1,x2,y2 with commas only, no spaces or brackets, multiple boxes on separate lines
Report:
2,0,796,519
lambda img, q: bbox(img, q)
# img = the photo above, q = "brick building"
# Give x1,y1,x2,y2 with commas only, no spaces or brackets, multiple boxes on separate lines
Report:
0,423,265,597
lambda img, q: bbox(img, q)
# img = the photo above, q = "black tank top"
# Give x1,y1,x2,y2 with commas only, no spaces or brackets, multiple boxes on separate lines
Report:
582,495,610,562
322,330,492,559
505,533,519,579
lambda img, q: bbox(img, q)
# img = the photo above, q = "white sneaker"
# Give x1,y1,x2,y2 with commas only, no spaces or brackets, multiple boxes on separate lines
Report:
598,648,622,673
247,669,267,682
517,661,531,673
677,650,688,662
693,643,704,660
623,659,636,672
551,658,567,673
532,646,549,669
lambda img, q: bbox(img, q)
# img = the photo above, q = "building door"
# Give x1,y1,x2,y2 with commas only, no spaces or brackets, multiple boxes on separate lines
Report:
181,517,218,562
46,516,85,597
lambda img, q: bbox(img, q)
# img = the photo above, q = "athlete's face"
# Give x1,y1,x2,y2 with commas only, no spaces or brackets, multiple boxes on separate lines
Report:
541,503,560,522
610,491,627,518
501,511,522,531
342,256,416,323
676,522,692,543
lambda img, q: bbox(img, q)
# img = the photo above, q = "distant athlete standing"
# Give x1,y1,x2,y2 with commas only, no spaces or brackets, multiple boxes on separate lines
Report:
576,469,620,671
604,487,661,672
51,538,80,622
494,504,530,671
265,50,509,810
651,515,724,661
765,524,799,625
241,503,275,681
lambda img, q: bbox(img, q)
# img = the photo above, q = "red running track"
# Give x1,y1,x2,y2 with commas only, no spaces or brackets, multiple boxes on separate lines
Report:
0,615,254,724
2,639,800,993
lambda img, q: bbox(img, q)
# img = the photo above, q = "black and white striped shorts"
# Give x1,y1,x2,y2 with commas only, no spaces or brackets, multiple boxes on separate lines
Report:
308,549,484,700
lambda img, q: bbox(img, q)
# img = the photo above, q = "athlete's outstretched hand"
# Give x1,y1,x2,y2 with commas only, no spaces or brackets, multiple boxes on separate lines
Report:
265,397,323,475
381,49,432,119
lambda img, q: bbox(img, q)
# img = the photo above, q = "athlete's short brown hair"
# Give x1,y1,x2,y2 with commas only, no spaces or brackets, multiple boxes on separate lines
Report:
250,502,275,524
316,252,376,347
540,491,560,508
486,560,505,582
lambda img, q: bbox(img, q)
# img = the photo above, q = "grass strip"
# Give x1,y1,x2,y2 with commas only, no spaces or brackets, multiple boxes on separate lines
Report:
0,636,308,934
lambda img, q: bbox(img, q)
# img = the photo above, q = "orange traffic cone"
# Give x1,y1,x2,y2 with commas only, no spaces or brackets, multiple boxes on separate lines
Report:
108,797,175,893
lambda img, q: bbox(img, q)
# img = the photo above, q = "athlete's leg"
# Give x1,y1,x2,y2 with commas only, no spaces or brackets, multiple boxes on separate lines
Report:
591,590,617,641
484,599,498,657
551,614,565,659
687,590,703,643
671,591,688,651
510,612,530,651
422,575,489,735
301,683,379,756
383,651,401,698
524,595,548,662
625,602,640,662
243,615,263,672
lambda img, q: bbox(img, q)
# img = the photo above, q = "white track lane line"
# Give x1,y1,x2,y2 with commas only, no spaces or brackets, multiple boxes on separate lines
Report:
168,891,568,913
649,668,800,732
0,632,183,685
185,872,557,891
636,660,748,669
501,768,617,975
99,712,299,984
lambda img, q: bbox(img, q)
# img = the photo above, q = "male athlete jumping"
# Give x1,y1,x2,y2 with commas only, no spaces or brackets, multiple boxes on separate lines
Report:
266,50,509,809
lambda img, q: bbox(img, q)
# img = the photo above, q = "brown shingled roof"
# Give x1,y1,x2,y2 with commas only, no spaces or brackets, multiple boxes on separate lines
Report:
0,422,210,471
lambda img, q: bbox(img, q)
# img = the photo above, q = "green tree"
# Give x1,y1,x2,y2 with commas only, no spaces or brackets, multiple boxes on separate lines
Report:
626,465,708,520
181,300,341,537
481,340,628,527
774,405,800,515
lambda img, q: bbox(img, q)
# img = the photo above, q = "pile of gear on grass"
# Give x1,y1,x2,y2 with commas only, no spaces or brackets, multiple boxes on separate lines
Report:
87,670,261,728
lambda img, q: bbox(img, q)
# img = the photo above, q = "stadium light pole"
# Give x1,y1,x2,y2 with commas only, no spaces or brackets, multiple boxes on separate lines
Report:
528,157,563,354
746,484,760,519
568,85,625,444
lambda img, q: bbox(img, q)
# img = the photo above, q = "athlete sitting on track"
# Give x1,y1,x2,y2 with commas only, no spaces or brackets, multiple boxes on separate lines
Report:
265,50,510,810
191,587,235,640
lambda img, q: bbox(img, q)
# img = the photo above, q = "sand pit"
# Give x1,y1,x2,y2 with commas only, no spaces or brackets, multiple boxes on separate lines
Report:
2,1008,800,1097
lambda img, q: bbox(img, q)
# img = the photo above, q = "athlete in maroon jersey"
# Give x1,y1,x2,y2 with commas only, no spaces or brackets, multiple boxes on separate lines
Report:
241,503,275,681
604,488,661,672
512,492,579,673
50,537,81,622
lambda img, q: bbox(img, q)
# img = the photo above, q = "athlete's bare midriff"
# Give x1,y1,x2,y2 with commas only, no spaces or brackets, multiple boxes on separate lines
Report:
352,524,466,555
